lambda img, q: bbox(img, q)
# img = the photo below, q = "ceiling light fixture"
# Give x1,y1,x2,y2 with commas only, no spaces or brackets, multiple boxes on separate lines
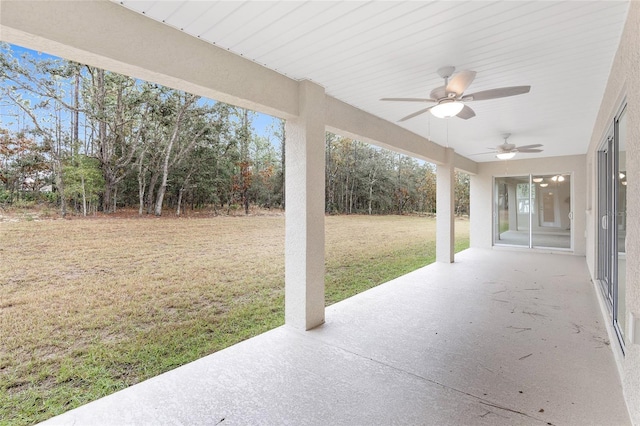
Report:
430,100,464,118
551,175,565,182
496,152,516,160
540,183,549,187
619,172,626,179
532,177,543,183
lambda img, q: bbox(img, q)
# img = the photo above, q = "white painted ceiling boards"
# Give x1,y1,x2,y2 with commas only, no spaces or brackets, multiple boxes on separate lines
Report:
115,1,630,162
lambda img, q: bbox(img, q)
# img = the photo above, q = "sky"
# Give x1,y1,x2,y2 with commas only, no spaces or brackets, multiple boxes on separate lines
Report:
1,43,281,141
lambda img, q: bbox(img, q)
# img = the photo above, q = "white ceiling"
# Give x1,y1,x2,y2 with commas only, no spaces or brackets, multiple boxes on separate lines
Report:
115,1,629,162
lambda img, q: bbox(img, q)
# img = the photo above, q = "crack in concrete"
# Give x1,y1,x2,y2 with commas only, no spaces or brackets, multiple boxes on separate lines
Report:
508,326,532,333
479,400,550,424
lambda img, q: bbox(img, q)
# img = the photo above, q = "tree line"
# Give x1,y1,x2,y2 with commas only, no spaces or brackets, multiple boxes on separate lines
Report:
0,44,469,217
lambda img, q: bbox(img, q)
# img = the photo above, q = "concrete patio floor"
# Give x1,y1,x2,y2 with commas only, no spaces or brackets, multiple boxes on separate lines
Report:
42,248,630,425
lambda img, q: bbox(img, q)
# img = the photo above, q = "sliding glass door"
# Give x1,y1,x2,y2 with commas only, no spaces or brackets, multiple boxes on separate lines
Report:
494,174,572,249
597,104,627,349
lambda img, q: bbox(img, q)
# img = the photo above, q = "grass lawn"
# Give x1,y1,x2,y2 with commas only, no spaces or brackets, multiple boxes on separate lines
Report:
0,213,469,425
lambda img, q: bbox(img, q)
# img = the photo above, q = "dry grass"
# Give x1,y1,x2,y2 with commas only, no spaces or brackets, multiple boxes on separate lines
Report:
0,214,469,425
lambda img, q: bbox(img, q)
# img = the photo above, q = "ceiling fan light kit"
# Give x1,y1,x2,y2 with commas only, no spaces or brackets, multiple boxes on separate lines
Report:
430,100,464,118
496,151,516,160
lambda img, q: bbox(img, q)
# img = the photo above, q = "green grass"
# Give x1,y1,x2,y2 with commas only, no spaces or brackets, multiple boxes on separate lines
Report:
326,237,469,305
0,214,469,425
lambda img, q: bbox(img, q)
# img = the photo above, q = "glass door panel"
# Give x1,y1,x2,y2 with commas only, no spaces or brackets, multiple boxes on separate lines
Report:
597,147,613,306
616,107,627,342
494,176,529,247
532,174,571,249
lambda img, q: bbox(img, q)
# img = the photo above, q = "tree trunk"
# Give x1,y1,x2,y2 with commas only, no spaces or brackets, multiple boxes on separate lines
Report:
154,94,199,216
81,174,87,216
176,188,184,217
155,124,179,216
95,68,112,213
73,68,80,149
325,136,331,213
137,149,147,216
146,171,159,215
367,164,377,216
53,160,66,217
176,171,192,217
138,178,146,215
54,107,67,217
240,108,251,216
280,120,285,210
154,131,178,215
102,176,116,214
154,172,168,216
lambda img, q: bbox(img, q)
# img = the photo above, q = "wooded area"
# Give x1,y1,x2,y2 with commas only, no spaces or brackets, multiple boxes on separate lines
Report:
0,44,469,217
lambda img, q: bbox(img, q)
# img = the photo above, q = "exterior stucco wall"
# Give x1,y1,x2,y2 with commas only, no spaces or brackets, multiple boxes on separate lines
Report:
470,155,587,256
585,2,640,423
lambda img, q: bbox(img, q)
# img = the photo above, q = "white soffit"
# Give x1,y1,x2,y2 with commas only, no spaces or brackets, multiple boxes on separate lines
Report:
114,1,630,162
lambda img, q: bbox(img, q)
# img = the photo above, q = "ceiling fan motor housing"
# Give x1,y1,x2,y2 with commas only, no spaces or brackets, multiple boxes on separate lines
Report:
437,65,456,79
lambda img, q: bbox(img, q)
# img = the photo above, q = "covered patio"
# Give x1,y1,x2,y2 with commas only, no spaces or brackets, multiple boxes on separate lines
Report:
42,249,629,425
2,0,639,424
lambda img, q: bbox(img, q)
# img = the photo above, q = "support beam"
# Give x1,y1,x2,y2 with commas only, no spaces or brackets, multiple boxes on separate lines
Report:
325,96,446,166
436,148,456,263
285,81,326,330
454,153,478,175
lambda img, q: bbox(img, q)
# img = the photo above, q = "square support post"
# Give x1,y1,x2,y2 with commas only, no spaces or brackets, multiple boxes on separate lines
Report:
436,147,455,263
284,80,326,330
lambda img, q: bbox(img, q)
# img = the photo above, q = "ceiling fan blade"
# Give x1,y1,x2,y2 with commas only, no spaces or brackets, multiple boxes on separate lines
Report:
515,144,543,150
456,105,476,120
380,97,436,102
469,151,496,156
398,106,434,122
517,148,544,153
430,86,446,100
446,70,476,96
463,86,531,101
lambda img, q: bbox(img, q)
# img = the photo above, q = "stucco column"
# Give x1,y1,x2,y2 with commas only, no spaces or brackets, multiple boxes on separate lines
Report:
285,80,326,330
436,147,455,263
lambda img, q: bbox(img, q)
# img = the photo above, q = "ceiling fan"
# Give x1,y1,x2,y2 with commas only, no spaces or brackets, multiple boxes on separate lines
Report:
474,133,543,160
381,66,530,121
